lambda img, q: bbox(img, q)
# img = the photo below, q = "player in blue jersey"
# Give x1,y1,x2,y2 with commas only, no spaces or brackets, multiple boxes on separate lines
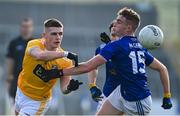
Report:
33,7,172,115
88,21,121,111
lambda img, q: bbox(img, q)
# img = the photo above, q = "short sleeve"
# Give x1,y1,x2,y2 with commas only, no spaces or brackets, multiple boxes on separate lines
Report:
26,39,43,55
145,50,154,66
95,47,100,55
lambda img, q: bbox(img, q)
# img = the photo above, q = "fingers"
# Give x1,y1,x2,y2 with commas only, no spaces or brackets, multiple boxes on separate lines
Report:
98,96,104,99
78,82,83,85
162,103,172,109
71,79,83,85
74,80,83,85
94,96,104,102
75,57,78,67
94,96,103,99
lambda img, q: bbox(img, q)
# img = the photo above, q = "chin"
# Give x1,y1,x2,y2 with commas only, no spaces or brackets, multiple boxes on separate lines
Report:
51,45,58,49
55,45,59,48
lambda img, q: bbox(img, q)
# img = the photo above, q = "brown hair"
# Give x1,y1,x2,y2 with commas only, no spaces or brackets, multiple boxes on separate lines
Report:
44,18,63,28
117,7,140,31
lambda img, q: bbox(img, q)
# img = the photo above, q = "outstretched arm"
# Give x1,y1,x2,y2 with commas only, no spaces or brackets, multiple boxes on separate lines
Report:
33,55,106,82
63,54,106,76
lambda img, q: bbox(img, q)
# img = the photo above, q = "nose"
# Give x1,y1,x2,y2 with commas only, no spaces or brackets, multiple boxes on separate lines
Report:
113,21,117,27
56,34,62,39
57,35,60,39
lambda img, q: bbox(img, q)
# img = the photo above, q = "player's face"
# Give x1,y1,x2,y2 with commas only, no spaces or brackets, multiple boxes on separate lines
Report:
20,21,33,39
44,27,63,49
111,15,129,37
109,20,118,41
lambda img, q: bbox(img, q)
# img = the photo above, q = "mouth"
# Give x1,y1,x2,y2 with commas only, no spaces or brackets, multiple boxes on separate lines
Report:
54,41,60,45
112,27,116,32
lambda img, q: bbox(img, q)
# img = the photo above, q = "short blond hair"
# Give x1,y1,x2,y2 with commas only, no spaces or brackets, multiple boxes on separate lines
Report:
117,7,140,31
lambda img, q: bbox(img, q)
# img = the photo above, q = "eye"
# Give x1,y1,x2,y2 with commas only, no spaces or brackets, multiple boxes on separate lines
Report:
50,32,62,36
117,20,122,24
50,32,57,35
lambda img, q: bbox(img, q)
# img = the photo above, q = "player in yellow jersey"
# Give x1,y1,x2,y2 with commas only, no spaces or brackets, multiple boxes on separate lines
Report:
15,18,82,115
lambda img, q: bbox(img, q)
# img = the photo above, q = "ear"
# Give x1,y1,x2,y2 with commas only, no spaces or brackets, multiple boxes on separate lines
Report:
42,32,46,38
127,25,132,31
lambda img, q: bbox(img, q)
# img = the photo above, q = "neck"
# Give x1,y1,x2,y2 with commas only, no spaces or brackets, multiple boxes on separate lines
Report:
21,34,31,40
118,32,134,39
111,35,119,41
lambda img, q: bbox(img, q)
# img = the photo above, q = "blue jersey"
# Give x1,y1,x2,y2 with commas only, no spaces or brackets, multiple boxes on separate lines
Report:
95,44,121,97
99,36,154,101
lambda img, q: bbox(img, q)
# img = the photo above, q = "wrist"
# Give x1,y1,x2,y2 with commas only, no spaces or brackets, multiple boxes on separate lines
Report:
163,93,171,98
89,83,96,89
63,88,71,94
67,85,72,91
59,69,64,77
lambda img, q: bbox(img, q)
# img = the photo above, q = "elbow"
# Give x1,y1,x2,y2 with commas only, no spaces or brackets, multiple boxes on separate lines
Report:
84,64,93,73
159,64,168,72
162,65,168,72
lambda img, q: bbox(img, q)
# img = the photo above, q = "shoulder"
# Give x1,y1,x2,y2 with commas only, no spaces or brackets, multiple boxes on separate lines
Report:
8,37,23,49
28,38,41,44
103,36,131,51
114,36,138,46
100,43,106,49
9,36,21,44
25,38,45,51
27,38,43,47
95,44,106,55
96,43,106,51
120,36,137,41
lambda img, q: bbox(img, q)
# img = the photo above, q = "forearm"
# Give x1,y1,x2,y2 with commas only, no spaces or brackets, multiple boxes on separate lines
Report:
63,62,91,76
160,66,172,109
62,55,106,76
37,51,65,61
60,76,72,94
6,58,14,82
88,69,98,86
29,47,68,61
159,66,170,94
149,58,171,95
7,71,13,82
